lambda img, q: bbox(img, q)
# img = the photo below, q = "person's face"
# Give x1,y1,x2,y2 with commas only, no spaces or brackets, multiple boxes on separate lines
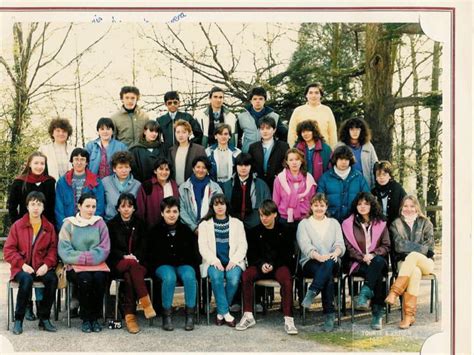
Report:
306,87,322,105
193,161,208,179
215,129,230,146
287,153,302,171
27,199,44,219
259,211,277,228
98,125,113,141
213,201,227,217
144,129,159,142
210,91,224,110
376,170,391,186
260,124,275,141
311,200,327,219
166,99,180,113
356,199,371,218
175,126,190,144
301,129,314,143
402,199,417,217
30,156,46,175
251,95,265,111
113,163,131,180
122,92,138,110
52,128,68,144
162,206,179,225
72,155,87,174
236,164,251,179
154,164,171,183
349,127,361,141
118,200,135,221
335,158,350,171
78,198,96,219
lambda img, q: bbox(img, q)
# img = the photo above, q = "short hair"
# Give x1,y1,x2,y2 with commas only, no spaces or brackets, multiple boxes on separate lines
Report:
191,156,212,171
120,86,140,99
307,193,329,218
70,148,90,164
284,148,307,174
350,192,385,222
296,120,325,143
331,145,355,166
258,199,278,216
248,87,267,101
373,160,393,178
258,116,276,130
235,153,253,166
164,91,179,102
209,86,224,98
25,191,46,206
96,117,115,132
48,118,73,141
143,120,161,140
115,192,137,211
304,82,325,97
338,117,372,145
77,192,96,206
214,123,232,136
174,119,192,134
111,151,134,168
153,157,174,173
160,196,180,212
400,195,426,219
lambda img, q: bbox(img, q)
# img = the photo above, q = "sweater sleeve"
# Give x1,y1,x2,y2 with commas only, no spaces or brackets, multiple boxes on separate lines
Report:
287,109,299,148
327,109,338,148
55,180,67,231
198,222,219,265
58,221,88,265
229,219,248,265
332,220,346,257
296,220,316,259
86,220,110,265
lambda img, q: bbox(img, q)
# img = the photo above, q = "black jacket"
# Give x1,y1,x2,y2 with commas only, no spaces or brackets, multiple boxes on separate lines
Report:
156,111,203,151
371,179,407,225
129,142,166,182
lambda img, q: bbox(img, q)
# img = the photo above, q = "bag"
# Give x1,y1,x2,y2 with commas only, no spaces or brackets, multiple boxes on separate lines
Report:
55,262,67,289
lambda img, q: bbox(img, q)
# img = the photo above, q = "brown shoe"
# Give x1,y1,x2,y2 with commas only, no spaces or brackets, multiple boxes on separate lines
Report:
385,276,409,305
399,292,417,329
139,295,157,319
125,314,140,334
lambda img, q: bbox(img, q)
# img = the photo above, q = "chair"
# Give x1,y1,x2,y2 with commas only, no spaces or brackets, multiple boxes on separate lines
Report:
111,277,154,325
253,279,281,315
6,280,59,330
65,280,106,328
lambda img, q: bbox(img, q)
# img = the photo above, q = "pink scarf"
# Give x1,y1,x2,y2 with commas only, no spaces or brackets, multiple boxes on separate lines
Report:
278,169,316,222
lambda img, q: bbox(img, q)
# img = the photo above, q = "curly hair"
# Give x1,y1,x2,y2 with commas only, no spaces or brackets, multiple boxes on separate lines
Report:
296,119,325,144
110,151,134,168
331,145,355,166
338,117,372,145
48,118,73,141
350,192,385,223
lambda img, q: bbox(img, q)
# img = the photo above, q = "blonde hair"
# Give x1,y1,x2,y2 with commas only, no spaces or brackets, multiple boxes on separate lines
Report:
307,193,329,218
174,119,192,134
400,195,426,219
283,148,307,174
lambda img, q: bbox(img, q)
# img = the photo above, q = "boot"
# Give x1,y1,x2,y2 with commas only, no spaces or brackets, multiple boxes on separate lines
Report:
322,313,335,332
355,285,374,311
38,319,57,332
162,308,174,331
25,301,36,321
184,307,195,331
385,276,409,305
139,294,156,319
370,304,384,330
399,292,417,329
125,314,140,334
12,320,23,335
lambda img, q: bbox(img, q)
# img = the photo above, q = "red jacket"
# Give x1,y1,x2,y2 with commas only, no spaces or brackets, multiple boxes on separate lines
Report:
3,214,58,280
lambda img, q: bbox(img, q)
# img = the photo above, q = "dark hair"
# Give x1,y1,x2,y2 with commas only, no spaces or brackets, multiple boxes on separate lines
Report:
201,193,230,221
258,116,276,130
307,193,329,218
304,82,325,97
248,87,267,101
115,192,137,212
350,192,385,223
235,153,253,166
338,117,372,145
142,120,161,141
209,86,224,98
258,199,278,216
96,117,115,132
164,91,179,102
25,191,46,206
111,151,134,168
160,196,180,212
153,157,174,181
191,156,211,171
296,120,325,144
120,86,140,99
214,123,232,136
284,148,307,175
331,145,355,166
48,118,73,141
373,160,393,178
70,148,90,164
77,192,97,206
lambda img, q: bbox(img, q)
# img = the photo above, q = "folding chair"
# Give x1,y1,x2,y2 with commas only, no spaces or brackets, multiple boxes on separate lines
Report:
112,277,154,325
65,280,106,328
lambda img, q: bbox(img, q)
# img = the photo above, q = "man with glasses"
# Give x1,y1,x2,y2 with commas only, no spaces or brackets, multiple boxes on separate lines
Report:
156,91,203,151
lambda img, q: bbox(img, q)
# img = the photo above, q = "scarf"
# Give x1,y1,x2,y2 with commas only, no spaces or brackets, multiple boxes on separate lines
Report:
247,105,272,123
67,213,102,227
123,105,136,114
16,173,52,184
130,137,161,150
373,179,394,199
190,174,210,219
278,169,316,222
207,106,225,145
230,174,253,218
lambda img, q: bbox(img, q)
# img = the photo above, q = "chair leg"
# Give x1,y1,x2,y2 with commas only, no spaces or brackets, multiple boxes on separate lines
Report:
337,278,341,326
430,279,434,313
67,282,71,328
350,277,355,323
434,276,439,322
385,278,389,323
342,275,347,316
302,280,306,326
195,280,200,324
7,282,11,331
114,280,120,321
206,278,210,326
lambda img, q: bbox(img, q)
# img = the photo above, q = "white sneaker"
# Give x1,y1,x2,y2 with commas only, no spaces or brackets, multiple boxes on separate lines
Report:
255,303,264,313
230,304,241,313
284,317,298,335
235,315,256,331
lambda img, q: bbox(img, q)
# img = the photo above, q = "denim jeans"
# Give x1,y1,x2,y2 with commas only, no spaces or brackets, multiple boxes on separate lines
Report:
155,265,197,309
303,259,337,314
207,265,242,315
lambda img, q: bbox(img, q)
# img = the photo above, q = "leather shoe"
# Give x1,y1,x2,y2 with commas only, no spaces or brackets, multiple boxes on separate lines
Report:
81,320,92,333
12,320,23,335
215,317,225,326
39,319,57,332
225,319,236,328
91,320,102,332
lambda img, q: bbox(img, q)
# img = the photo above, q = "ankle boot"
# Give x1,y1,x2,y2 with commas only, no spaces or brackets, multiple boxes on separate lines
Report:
370,304,384,330
25,301,36,321
355,285,374,311
162,308,174,331
184,307,195,331
12,319,23,335
399,292,417,329
322,313,335,332
125,314,140,334
139,294,156,319
38,319,57,332
385,276,409,305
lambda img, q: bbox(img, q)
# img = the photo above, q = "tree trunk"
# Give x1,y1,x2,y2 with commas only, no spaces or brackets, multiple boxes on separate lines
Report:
395,45,406,185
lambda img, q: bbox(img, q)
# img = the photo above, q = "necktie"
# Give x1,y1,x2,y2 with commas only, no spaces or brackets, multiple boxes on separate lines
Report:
263,147,269,173
241,181,247,219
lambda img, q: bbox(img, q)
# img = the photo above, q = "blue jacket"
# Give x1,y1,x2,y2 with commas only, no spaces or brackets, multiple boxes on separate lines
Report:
85,138,128,175
316,167,369,222
55,169,105,230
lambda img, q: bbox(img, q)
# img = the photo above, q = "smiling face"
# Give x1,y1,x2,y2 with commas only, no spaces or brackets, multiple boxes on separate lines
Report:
210,91,224,110
30,156,46,176
52,128,69,144
98,125,113,141
27,199,44,219
193,161,208,179
311,200,328,220
356,199,371,220
401,198,418,219
118,200,135,221
154,164,171,184
251,95,265,111
78,198,97,219
175,125,190,144
162,205,179,225
122,92,138,110
306,87,322,105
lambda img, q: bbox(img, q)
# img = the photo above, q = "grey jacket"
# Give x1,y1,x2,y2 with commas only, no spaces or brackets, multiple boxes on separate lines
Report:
102,174,141,221
335,141,378,188
390,216,434,261
237,109,280,153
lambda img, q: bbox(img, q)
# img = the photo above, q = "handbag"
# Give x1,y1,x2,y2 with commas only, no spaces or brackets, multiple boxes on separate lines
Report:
55,262,67,289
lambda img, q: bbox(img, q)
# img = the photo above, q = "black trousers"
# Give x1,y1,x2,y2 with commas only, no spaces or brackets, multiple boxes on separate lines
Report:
352,255,388,306
67,270,107,321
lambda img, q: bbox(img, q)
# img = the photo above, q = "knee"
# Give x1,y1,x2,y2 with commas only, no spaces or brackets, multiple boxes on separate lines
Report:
180,268,196,283
406,252,420,262
160,271,177,285
226,272,241,288
411,267,422,280
372,255,385,264
17,272,34,288
242,268,256,283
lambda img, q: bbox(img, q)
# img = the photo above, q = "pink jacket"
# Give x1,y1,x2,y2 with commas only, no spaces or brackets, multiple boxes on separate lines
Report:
272,169,316,222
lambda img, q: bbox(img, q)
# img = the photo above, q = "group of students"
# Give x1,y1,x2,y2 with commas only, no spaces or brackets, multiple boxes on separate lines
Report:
4,83,436,337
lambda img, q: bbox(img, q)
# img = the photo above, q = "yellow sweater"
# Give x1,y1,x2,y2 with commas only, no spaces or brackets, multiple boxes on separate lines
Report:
287,103,337,148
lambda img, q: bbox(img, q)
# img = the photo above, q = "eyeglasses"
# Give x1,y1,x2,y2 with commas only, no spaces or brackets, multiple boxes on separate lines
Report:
166,100,179,106
72,157,87,163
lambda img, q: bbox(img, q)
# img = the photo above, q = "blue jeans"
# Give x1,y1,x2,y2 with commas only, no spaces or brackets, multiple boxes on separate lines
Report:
303,259,337,314
207,266,242,315
155,265,197,309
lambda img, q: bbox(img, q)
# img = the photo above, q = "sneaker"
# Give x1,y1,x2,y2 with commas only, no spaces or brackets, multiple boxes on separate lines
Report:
229,304,241,313
284,317,298,335
81,320,92,333
235,315,256,331
255,303,264,313
301,289,319,308
91,320,102,332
